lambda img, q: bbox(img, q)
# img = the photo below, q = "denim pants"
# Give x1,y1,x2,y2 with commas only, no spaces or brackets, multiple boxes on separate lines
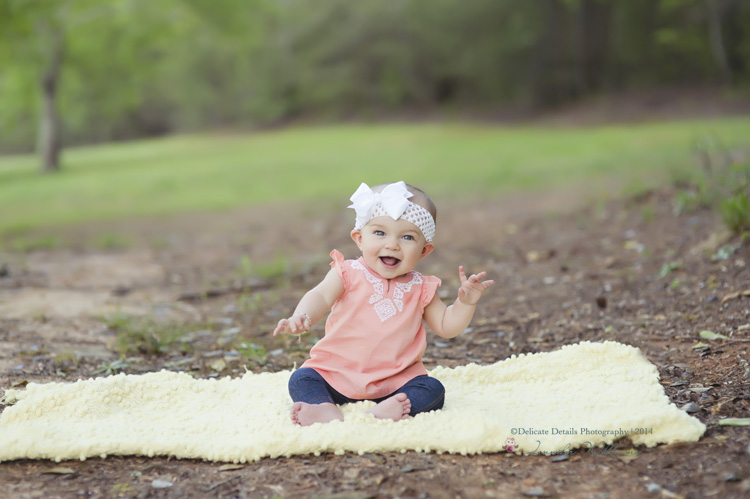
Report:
288,367,445,417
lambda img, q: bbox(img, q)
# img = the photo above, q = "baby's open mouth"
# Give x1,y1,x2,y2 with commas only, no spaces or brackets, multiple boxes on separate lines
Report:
380,256,401,268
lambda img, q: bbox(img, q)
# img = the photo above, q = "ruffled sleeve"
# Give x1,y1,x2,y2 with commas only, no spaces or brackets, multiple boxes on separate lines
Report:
329,249,350,290
420,275,441,309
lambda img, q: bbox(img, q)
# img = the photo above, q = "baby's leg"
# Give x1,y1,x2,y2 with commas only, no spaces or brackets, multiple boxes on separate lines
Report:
288,367,344,426
366,393,411,421
396,375,445,416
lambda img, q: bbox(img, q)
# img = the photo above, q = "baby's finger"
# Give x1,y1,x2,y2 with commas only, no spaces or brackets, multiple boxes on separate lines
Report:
273,319,288,336
469,271,487,282
289,318,302,334
458,266,468,283
293,315,309,333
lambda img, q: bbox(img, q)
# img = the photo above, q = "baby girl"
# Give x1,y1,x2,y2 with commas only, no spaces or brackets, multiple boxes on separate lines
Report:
274,181,493,426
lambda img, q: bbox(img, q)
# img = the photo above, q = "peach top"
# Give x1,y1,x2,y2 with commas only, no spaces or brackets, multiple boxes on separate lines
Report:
302,250,441,399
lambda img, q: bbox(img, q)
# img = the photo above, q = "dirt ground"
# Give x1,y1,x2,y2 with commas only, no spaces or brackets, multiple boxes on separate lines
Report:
0,181,749,498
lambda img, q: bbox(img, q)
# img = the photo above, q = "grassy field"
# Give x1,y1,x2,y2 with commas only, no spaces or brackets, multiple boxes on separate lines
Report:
1,118,749,238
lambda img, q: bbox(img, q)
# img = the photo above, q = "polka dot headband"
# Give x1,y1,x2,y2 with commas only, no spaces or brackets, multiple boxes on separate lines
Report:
348,181,436,242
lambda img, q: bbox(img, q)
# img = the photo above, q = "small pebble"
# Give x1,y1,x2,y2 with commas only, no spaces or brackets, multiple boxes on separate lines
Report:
152,479,173,489
523,487,545,497
681,402,700,413
646,482,661,493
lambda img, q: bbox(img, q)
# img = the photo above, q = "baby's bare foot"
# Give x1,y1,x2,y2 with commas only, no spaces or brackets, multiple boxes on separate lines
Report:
291,402,344,426
367,393,411,422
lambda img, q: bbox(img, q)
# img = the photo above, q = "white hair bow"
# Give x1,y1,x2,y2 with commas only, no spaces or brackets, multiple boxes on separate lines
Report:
348,181,413,227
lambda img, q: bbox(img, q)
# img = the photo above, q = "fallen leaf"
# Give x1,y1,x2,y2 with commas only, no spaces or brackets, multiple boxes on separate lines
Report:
624,240,644,252
617,454,639,464
710,400,730,414
218,464,245,471
699,330,729,340
343,468,361,479
42,467,76,475
689,229,733,256
526,251,541,263
721,289,750,304
717,418,750,426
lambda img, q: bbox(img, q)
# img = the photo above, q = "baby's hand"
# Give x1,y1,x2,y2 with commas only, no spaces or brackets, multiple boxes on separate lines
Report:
457,266,494,306
273,313,311,336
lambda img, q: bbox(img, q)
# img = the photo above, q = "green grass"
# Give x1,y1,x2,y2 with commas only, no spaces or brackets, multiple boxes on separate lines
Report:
104,314,191,357
1,118,749,236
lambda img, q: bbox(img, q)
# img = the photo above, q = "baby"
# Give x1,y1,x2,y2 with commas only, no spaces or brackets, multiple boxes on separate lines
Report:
274,181,493,426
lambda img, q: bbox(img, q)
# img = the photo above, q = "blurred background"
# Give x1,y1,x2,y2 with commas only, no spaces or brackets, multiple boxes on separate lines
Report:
1,0,749,235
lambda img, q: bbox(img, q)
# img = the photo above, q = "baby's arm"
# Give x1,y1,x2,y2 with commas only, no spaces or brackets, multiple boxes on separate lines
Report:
273,268,345,336
423,266,494,338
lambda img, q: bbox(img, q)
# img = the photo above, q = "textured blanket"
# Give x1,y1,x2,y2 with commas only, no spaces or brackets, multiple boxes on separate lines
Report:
0,341,705,463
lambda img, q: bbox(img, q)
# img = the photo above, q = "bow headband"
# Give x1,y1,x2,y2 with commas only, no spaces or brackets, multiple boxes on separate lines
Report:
348,181,436,242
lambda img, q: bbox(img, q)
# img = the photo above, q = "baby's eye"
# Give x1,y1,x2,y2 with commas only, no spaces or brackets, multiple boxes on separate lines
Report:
402,235,414,241
374,230,385,236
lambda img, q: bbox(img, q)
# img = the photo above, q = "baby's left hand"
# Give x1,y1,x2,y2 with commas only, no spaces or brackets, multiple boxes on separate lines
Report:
457,266,494,305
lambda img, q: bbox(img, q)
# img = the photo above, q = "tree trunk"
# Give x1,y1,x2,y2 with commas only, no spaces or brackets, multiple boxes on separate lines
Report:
529,0,558,107
38,28,64,173
707,0,733,85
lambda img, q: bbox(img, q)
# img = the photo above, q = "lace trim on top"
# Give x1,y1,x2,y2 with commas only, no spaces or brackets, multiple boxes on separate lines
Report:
350,260,423,322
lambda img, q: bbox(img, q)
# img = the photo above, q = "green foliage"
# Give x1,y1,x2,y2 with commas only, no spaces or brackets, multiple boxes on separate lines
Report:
711,244,738,261
641,204,655,223
9,235,60,252
236,342,267,367
236,254,289,281
94,233,132,250
104,314,188,356
672,189,700,216
2,0,750,153
237,292,265,314
686,136,750,234
718,162,750,233
658,261,681,278
91,358,131,376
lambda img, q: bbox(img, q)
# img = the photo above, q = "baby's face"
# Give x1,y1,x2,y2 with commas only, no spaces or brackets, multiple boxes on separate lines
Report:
351,216,434,279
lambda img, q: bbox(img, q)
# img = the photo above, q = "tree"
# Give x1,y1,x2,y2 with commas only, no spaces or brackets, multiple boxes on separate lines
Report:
1,0,69,172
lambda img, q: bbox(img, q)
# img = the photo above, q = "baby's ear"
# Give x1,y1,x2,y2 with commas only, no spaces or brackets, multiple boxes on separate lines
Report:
350,229,363,248
420,242,435,258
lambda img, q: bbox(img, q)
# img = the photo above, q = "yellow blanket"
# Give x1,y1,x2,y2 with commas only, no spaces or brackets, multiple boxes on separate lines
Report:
0,341,705,463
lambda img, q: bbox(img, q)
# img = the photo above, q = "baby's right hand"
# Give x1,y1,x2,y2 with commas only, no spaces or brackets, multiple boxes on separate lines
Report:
273,313,311,336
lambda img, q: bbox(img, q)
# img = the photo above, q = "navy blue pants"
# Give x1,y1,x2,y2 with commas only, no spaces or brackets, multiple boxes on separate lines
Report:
288,367,445,417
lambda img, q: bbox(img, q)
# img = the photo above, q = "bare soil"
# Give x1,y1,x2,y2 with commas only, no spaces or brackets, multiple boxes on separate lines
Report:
0,184,749,498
